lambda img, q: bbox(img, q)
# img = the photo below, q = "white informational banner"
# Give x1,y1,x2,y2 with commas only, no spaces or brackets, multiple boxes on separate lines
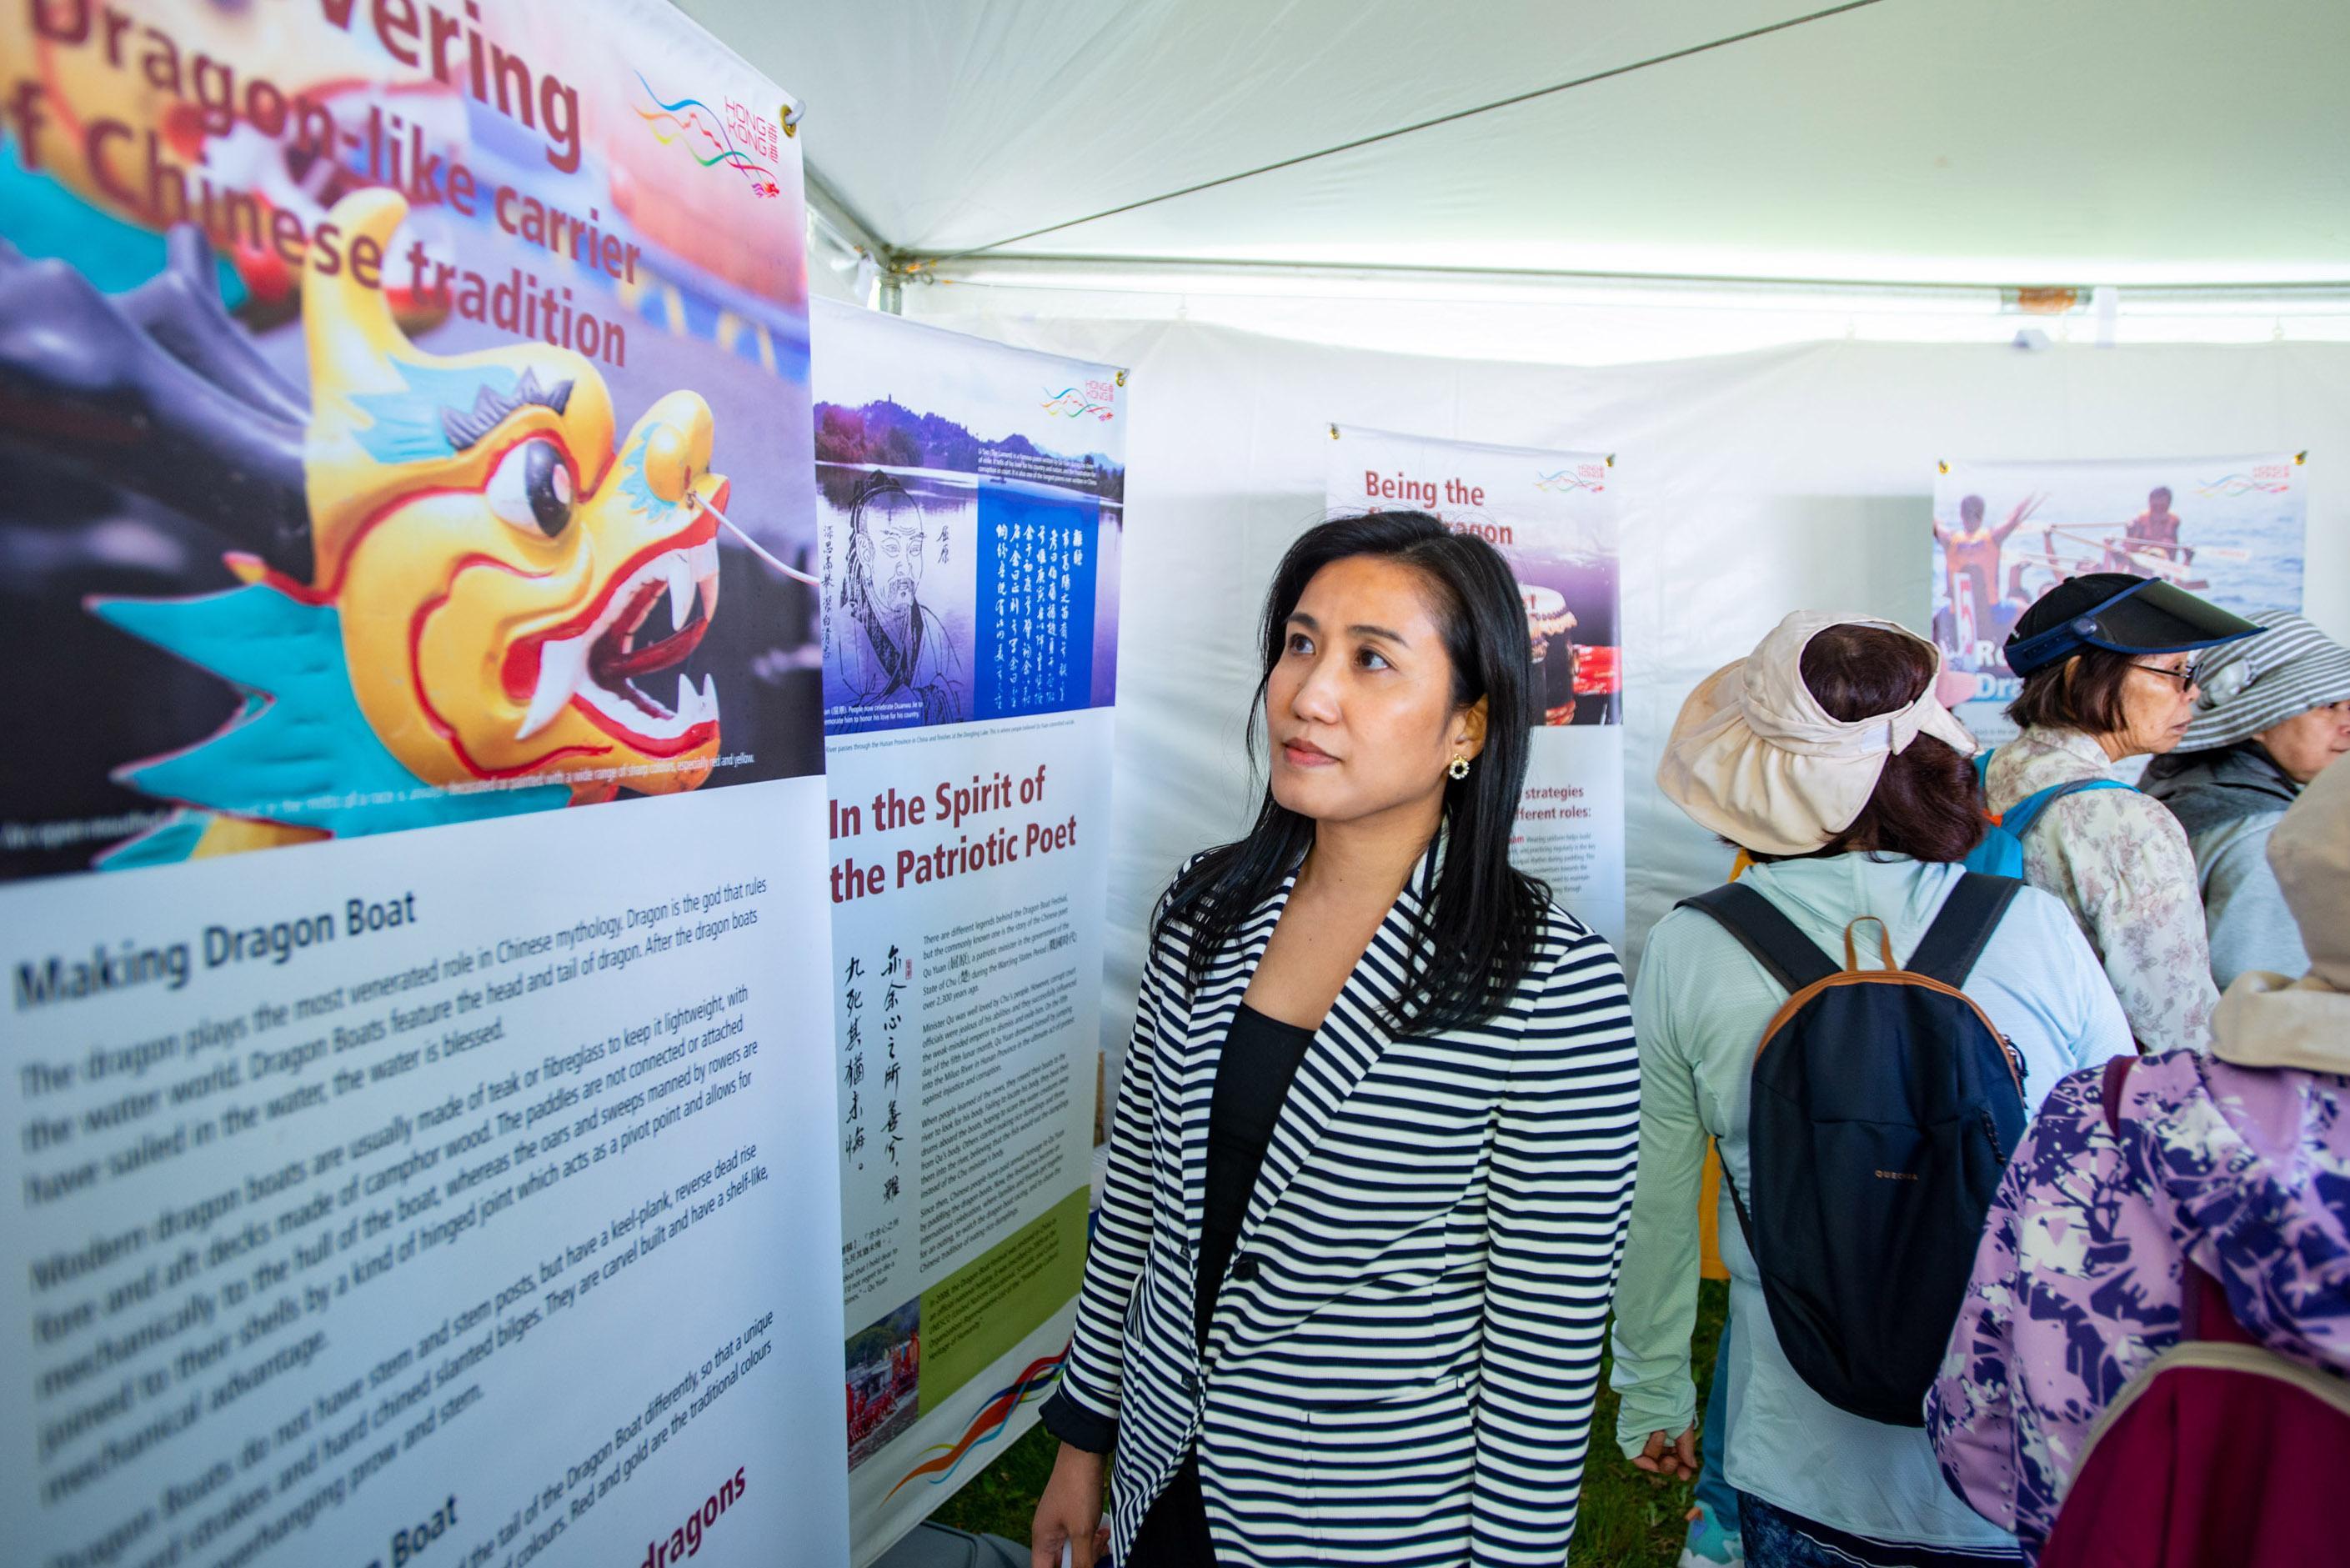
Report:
1932,455,2308,746
2,1,849,1562
810,300,1125,1561
1325,427,1627,953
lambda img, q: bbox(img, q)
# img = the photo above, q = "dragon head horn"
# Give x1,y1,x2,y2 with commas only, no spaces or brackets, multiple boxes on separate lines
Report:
303,188,418,423
301,190,433,590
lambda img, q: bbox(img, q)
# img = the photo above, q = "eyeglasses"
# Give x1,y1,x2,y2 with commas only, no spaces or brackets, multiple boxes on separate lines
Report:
2130,661,2201,690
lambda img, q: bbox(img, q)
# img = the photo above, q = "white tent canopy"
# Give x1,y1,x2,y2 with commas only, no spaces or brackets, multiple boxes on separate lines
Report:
695,0,2347,288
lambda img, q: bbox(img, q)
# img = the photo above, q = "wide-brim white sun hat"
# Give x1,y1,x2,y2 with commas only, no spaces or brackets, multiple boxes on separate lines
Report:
1658,612,1978,858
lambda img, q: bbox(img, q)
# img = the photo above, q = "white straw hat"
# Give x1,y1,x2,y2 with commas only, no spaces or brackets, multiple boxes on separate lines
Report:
2178,610,2350,753
1658,612,1979,857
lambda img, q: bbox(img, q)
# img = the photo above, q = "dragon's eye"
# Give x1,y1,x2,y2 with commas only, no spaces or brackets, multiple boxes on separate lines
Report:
488,438,575,538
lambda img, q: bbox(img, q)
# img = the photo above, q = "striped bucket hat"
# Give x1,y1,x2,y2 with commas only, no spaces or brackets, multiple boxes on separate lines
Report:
2178,610,2350,752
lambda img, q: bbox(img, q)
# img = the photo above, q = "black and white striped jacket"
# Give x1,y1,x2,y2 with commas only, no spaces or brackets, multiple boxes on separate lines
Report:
1058,850,1641,1565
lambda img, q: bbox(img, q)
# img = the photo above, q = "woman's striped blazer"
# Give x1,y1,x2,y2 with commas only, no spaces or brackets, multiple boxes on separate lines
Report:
1056,849,1641,1565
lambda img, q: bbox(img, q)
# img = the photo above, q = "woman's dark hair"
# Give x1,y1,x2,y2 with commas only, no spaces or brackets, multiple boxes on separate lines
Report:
1751,624,1985,864
1155,511,1547,1034
2007,649,2135,736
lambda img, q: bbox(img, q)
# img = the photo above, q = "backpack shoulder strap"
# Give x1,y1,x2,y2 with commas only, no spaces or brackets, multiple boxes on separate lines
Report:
2001,778,2132,839
1676,883,1839,994
1906,872,2024,987
2098,1054,2135,1139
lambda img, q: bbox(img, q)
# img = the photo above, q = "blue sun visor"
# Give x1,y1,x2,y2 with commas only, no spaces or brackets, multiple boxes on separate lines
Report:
2005,575,2264,677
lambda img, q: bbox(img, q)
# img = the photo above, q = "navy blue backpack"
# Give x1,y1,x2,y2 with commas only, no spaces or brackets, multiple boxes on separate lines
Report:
1679,874,2029,1426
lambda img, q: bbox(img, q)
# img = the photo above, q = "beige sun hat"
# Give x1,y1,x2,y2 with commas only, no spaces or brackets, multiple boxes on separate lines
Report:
1659,612,1979,856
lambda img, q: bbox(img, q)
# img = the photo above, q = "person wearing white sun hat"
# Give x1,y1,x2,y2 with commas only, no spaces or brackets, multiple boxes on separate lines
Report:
2141,611,2350,989
1615,613,2131,1568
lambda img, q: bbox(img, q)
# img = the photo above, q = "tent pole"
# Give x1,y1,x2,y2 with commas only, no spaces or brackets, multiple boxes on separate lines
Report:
804,160,909,313
899,253,2350,315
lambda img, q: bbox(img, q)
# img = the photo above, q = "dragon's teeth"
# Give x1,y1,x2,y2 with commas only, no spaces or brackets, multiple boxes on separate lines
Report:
517,636,586,739
667,554,694,629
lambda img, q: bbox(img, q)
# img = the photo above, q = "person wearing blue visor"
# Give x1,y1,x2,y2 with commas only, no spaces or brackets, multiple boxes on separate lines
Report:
1982,574,2265,1053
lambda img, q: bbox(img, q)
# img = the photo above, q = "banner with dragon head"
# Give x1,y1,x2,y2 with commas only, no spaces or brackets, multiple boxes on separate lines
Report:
78,189,729,869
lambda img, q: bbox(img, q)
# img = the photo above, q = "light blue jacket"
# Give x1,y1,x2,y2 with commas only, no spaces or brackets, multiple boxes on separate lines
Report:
2190,814,2307,987
2142,744,2308,989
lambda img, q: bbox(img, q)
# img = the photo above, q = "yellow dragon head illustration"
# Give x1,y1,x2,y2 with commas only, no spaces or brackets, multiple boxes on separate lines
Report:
90,187,728,867
300,188,723,801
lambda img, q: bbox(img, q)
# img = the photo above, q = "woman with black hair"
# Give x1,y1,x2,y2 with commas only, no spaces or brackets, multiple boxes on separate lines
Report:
1029,513,1639,1568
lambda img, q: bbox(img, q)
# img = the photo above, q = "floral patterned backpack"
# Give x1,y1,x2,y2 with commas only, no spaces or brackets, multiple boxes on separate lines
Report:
2039,1057,2350,1567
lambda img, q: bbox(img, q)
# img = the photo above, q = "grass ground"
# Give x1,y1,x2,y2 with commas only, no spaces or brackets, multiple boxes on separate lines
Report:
932,1279,1731,1566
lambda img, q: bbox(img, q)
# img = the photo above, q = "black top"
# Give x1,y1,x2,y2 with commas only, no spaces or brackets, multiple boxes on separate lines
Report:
1039,1003,1315,1455
1194,1003,1315,1350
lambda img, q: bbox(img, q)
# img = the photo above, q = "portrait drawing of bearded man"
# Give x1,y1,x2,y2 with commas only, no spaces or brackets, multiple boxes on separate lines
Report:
835,471,963,725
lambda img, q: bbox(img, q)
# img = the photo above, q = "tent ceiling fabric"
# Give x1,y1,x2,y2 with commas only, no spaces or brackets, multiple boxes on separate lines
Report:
689,0,2348,286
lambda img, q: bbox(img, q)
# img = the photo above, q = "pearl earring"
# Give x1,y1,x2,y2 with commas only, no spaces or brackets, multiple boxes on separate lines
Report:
1447,755,1471,781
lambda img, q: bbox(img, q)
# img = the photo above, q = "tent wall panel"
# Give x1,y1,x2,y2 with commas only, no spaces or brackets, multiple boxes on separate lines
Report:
897,301,2350,1089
